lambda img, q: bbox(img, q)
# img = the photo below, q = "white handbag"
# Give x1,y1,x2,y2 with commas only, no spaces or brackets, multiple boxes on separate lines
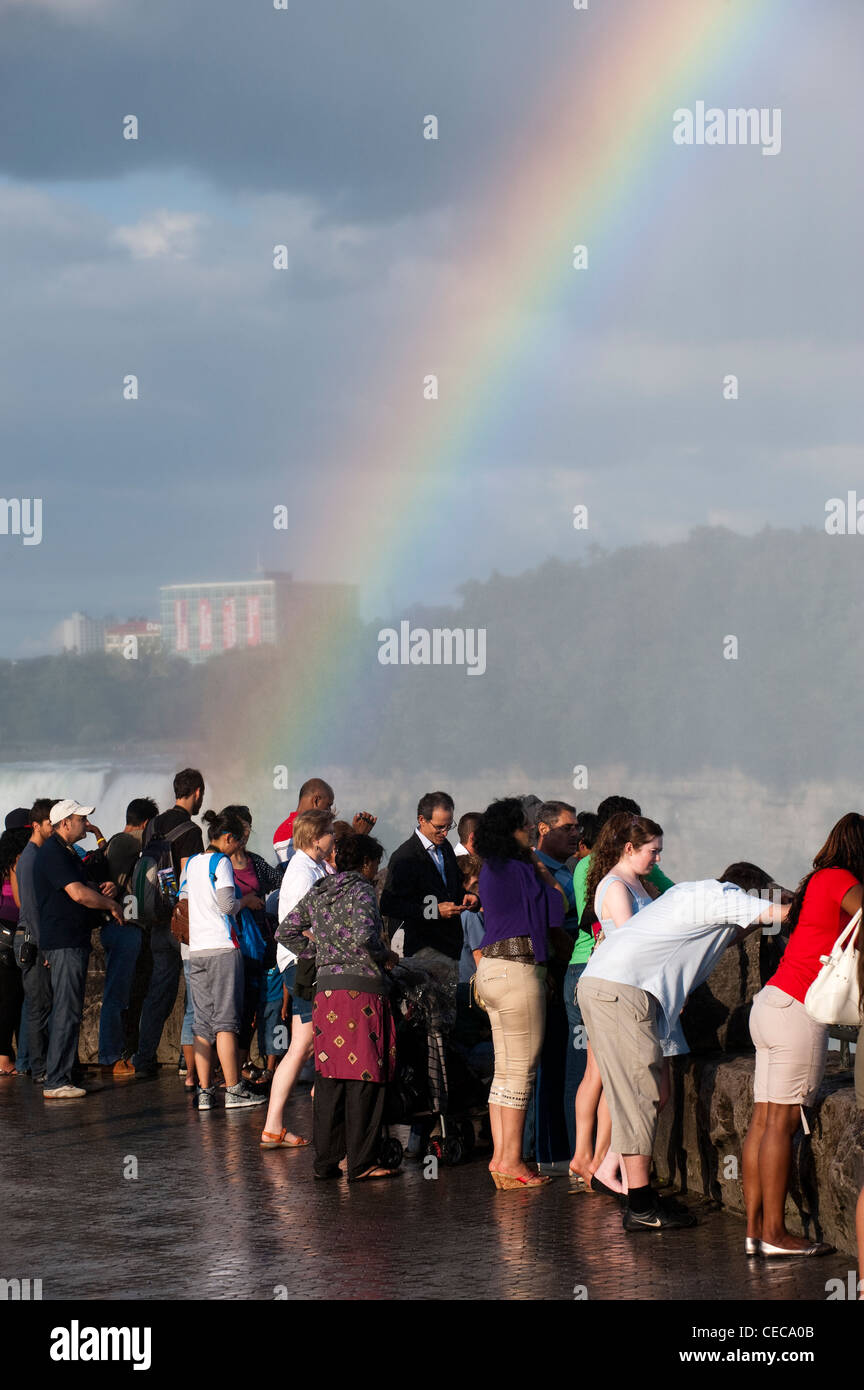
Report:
803,908,862,1027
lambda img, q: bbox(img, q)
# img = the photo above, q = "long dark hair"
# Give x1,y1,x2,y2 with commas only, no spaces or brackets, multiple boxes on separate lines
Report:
0,827,31,884
788,813,864,932
473,798,532,864
586,813,663,904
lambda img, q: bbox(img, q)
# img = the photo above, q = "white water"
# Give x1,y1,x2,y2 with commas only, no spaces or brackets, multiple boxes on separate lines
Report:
1,758,858,888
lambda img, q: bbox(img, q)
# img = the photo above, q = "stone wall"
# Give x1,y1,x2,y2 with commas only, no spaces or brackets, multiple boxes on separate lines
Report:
654,1053,864,1256
680,921,787,1053
79,930,270,1066
652,919,864,1256
80,930,187,1066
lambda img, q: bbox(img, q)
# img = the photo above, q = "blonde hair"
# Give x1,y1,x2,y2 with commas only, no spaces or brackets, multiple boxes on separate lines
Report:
293,809,334,851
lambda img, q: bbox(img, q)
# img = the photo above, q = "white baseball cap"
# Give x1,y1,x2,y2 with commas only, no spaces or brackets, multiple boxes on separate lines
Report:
49,799,96,825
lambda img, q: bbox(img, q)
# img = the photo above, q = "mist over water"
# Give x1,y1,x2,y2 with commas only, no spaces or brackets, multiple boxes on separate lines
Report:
1,757,854,891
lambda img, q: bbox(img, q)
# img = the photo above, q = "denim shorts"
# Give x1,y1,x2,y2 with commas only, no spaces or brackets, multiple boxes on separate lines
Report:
282,963,313,1026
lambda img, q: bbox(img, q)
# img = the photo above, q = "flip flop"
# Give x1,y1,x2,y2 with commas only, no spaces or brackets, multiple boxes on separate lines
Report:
590,1175,627,1203
0,1067,18,1077
350,1166,401,1181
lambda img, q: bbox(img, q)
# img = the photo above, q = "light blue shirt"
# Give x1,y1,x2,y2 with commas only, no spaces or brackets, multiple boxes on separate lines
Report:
459,908,485,984
415,827,447,883
581,881,769,1046
594,873,687,1056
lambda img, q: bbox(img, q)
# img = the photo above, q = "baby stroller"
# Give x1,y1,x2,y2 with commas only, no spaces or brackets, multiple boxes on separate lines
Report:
378,960,483,1168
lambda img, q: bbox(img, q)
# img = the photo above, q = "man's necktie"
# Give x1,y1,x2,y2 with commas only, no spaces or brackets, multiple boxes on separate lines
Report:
429,845,446,882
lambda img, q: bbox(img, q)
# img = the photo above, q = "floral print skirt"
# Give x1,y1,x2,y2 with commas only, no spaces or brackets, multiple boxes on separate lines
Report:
312,988,396,1083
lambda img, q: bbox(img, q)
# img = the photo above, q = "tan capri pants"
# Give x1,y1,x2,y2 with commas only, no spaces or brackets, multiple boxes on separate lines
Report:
577,975,663,1156
475,956,546,1110
749,986,828,1106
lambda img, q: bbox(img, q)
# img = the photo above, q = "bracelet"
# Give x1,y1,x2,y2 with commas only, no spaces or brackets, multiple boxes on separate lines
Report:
96,837,107,846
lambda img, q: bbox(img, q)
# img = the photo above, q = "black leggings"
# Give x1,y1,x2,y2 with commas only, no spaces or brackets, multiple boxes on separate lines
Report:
0,961,24,1058
313,1076,387,1179
238,958,264,1053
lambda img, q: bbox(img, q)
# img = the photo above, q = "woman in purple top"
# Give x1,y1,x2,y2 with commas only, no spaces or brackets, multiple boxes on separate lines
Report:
474,799,567,1189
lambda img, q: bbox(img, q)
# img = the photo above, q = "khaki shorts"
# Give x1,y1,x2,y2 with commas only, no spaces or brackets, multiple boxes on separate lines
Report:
577,975,663,1156
749,985,828,1106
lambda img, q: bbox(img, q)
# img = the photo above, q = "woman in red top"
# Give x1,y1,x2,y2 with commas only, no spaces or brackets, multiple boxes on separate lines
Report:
743,814,864,1256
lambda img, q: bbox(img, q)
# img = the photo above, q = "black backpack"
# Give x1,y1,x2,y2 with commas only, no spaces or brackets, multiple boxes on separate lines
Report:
127,820,191,927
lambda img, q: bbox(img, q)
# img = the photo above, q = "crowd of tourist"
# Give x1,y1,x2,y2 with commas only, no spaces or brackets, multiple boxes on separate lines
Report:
1,772,863,1268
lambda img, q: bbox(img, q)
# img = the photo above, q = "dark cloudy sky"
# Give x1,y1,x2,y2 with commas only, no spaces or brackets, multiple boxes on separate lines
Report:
0,0,860,655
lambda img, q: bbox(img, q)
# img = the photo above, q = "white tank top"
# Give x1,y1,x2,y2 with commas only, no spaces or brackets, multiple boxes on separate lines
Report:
594,872,653,936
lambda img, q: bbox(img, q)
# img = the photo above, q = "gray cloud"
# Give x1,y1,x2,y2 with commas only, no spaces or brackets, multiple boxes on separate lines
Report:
0,0,861,658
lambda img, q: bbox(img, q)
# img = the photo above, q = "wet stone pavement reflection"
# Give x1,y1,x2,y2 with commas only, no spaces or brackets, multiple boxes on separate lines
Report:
1,1075,854,1301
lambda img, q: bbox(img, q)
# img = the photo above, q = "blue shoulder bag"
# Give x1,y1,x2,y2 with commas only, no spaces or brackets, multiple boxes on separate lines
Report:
208,853,266,962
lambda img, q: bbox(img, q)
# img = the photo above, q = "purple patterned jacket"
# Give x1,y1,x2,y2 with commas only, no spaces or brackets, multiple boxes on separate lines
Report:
276,870,390,993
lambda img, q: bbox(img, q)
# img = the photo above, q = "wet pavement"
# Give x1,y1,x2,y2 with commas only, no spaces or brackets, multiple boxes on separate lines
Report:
1,1072,856,1302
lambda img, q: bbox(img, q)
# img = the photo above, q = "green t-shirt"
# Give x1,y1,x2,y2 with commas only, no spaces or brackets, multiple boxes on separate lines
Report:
568,855,674,964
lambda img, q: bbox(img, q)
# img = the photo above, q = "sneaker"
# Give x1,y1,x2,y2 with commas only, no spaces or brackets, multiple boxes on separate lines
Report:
224,1082,267,1109
622,1201,697,1233
101,1060,136,1080
32,1072,46,1085
196,1086,216,1111
44,1085,87,1100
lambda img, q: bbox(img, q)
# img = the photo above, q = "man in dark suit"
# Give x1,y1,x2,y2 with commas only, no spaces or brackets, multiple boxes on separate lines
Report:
381,791,471,972
381,790,475,1159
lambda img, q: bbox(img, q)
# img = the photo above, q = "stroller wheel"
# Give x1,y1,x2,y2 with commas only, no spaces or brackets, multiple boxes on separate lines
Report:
457,1118,476,1156
379,1137,403,1169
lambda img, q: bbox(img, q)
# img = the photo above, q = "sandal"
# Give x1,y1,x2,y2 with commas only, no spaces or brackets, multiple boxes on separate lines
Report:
495,1171,551,1190
350,1166,401,1181
260,1129,309,1149
568,1167,589,1193
0,1066,18,1077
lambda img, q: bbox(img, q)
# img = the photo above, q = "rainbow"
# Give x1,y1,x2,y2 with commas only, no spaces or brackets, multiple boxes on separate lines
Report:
267,0,776,773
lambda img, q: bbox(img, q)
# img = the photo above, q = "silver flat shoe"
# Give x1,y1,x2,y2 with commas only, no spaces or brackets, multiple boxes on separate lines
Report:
759,1239,834,1256
745,1237,760,1256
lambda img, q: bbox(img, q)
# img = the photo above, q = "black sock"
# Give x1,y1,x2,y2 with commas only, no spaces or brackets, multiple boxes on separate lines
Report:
627,1184,655,1214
